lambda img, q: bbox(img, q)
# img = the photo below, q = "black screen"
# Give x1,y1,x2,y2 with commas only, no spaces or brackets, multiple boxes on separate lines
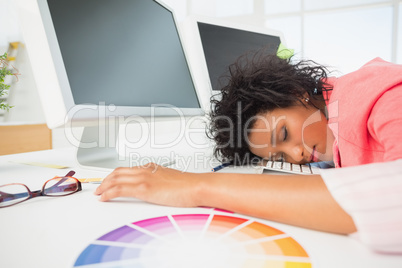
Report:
47,0,200,108
198,22,281,91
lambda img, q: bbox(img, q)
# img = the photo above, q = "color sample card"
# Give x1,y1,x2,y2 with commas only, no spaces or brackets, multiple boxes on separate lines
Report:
74,214,311,267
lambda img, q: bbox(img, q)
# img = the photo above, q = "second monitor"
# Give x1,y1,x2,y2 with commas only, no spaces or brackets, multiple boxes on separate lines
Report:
182,16,284,97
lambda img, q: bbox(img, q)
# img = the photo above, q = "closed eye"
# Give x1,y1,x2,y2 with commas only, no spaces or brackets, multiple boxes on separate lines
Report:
281,126,288,142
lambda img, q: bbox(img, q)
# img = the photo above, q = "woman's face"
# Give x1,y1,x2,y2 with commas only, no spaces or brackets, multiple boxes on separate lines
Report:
247,104,334,164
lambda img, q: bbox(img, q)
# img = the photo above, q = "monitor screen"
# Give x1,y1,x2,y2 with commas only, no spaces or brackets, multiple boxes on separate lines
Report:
46,0,200,108
197,22,281,91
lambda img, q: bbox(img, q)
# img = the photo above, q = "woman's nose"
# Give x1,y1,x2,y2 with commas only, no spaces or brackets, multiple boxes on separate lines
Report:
288,144,304,162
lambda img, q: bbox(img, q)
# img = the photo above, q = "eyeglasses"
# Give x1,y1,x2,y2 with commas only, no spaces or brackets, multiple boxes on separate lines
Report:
0,171,82,208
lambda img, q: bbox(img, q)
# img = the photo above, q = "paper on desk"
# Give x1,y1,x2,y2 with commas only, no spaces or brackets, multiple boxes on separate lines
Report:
11,160,69,169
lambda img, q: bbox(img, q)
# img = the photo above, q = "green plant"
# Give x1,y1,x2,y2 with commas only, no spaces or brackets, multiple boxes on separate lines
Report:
0,52,15,111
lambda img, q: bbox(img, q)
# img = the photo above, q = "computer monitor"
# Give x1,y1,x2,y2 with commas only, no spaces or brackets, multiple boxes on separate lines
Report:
17,0,285,171
16,0,206,170
182,16,284,96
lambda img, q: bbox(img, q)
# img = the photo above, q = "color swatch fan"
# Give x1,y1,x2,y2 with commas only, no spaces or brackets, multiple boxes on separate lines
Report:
74,214,312,267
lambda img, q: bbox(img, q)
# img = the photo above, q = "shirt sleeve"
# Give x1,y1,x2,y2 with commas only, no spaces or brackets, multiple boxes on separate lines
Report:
320,159,402,254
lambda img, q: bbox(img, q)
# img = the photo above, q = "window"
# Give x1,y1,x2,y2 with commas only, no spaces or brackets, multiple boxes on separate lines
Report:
184,0,401,73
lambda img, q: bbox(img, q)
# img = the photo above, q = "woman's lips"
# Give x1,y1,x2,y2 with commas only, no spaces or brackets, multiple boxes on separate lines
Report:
310,146,320,162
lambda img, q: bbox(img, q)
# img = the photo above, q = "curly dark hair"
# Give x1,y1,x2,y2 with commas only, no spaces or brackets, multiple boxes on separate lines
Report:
208,52,332,165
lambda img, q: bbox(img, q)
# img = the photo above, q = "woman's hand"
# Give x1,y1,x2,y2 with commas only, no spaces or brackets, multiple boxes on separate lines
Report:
94,163,201,207
94,164,357,234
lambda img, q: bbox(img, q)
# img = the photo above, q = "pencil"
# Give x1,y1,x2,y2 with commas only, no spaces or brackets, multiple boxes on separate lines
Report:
211,162,232,172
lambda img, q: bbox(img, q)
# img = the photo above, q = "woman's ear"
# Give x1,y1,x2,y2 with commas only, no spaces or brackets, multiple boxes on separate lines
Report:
301,92,310,105
302,91,327,117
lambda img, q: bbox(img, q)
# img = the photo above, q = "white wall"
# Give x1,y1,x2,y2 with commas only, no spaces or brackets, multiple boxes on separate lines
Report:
0,0,22,51
0,0,45,124
2,43,45,123
166,0,402,74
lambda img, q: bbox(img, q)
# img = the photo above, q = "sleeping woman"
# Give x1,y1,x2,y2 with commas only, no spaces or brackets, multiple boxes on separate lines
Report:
95,53,402,253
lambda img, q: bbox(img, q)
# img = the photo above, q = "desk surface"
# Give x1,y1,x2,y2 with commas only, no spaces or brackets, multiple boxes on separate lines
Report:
1,148,401,268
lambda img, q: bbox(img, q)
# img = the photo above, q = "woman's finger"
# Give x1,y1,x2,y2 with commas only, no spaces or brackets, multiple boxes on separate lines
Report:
99,183,143,202
95,169,145,195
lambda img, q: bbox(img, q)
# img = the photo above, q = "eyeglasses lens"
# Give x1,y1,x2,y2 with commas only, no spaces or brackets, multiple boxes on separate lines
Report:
0,184,30,207
43,177,79,196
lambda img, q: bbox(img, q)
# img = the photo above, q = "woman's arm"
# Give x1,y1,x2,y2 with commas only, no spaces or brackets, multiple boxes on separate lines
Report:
197,171,356,234
94,164,356,234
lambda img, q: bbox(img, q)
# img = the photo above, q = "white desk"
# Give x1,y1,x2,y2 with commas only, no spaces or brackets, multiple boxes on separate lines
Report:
1,148,401,268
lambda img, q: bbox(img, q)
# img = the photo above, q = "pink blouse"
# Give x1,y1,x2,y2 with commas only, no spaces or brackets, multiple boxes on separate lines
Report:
325,57,402,168
321,58,402,253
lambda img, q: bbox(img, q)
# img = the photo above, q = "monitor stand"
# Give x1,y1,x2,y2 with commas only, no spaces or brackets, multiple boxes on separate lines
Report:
76,126,130,171
76,125,179,171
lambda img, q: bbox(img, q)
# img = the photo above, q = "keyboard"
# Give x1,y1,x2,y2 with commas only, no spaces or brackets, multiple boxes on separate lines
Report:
261,160,334,175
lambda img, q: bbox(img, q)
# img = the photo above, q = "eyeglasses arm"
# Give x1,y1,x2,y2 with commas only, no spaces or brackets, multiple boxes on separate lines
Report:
65,171,76,177
48,171,77,189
